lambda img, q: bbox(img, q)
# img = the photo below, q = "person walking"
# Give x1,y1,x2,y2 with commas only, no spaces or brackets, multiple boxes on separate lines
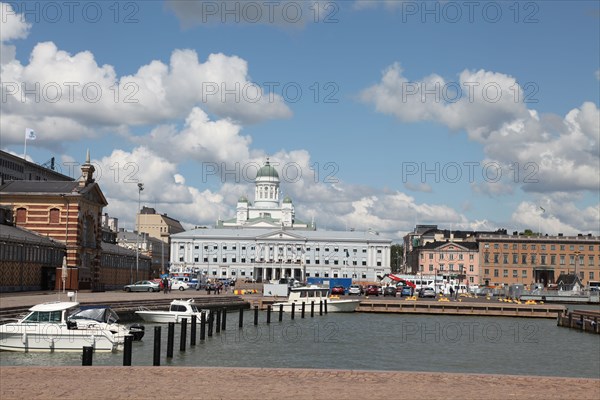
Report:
162,277,169,294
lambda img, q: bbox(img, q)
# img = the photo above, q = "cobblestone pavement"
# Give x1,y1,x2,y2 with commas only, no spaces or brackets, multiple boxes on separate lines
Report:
0,367,599,400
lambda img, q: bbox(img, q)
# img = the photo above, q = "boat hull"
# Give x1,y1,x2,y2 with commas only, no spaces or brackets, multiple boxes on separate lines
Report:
271,299,360,313
135,311,204,324
0,324,120,352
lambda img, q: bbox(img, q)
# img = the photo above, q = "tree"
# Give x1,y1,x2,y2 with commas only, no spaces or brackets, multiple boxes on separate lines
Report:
391,244,404,273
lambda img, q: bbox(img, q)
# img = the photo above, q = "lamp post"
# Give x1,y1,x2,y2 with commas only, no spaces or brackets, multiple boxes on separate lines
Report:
136,182,144,283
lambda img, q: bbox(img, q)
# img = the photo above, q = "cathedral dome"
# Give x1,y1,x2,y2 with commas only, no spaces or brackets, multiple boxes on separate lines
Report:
256,160,279,180
283,196,292,204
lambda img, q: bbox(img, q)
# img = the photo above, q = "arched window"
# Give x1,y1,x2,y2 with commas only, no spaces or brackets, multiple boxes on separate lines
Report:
49,208,60,224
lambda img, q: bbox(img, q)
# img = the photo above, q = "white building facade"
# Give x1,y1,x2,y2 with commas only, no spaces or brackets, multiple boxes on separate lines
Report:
170,160,392,282
170,228,391,282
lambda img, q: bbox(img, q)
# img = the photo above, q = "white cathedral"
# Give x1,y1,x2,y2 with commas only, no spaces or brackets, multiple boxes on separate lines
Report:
170,160,391,283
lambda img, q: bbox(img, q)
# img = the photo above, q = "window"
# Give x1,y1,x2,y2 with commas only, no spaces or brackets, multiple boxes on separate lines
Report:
522,254,527,264
589,256,595,266
522,270,527,278
469,265,474,272
560,255,565,265
590,272,594,280
551,245,556,250
513,270,518,278
429,254,434,260
49,208,60,224
429,265,434,272
522,244,527,250
494,244,499,249
362,261,367,266
16,208,26,224
484,269,490,275
513,254,518,264
494,269,499,277
493,254,499,263
530,255,536,264
449,264,454,271
503,254,508,264
531,244,536,250
503,269,508,277
551,255,556,265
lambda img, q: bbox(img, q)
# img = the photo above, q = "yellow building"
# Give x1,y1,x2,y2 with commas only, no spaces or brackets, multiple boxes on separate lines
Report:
477,233,600,287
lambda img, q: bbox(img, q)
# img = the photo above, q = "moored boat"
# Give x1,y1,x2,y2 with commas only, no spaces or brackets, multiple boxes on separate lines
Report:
272,285,360,313
135,299,205,323
0,301,138,352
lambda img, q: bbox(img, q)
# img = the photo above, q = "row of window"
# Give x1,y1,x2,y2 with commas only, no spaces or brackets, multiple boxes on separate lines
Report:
425,264,474,272
180,256,380,267
484,242,597,252
422,253,475,261
183,243,374,254
16,208,62,224
0,243,64,264
483,253,596,266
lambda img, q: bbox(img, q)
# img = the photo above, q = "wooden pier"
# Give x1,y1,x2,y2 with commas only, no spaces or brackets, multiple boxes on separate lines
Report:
557,309,600,334
356,299,565,318
247,297,565,319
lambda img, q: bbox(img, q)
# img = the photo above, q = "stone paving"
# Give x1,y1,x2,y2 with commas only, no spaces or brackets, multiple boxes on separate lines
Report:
0,367,599,400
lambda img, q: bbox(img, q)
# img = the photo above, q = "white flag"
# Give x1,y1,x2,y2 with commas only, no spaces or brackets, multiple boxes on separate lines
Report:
25,128,36,140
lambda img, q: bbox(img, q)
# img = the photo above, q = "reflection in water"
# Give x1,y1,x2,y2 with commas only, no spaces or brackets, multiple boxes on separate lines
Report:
1,313,599,378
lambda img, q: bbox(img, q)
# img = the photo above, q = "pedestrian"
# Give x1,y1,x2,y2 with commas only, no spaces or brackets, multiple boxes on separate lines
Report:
162,277,168,294
449,286,454,299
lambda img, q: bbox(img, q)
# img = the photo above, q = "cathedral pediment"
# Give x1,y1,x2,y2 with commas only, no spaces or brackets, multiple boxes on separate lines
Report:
257,230,305,241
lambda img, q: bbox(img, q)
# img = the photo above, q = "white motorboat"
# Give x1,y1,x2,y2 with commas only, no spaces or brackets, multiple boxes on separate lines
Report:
272,286,360,313
135,299,204,323
0,302,138,352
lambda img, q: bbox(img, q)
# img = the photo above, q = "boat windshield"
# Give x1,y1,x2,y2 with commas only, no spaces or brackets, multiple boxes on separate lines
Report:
297,289,328,298
190,304,200,312
69,308,120,324
22,310,63,323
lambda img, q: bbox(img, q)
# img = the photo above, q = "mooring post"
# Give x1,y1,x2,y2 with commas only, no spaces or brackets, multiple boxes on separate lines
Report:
239,307,244,328
291,302,295,320
221,308,227,331
167,322,174,358
319,300,323,316
190,315,197,346
311,301,315,317
123,334,133,366
82,346,93,366
153,326,161,366
216,309,221,334
267,305,271,324
324,299,328,314
254,305,259,326
208,311,214,337
180,318,187,351
279,304,283,322
200,312,206,341
300,302,304,318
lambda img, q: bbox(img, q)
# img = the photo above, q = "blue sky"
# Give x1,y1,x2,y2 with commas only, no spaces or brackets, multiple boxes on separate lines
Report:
1,1,599,240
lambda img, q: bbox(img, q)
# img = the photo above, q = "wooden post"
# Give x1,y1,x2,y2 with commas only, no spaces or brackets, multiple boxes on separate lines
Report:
300,302,304,318
279,304,283,322
221,308,227,331
216,309,221,333
166,322,174,358
291,302,295,320
311,301,315,317
254,305,259,326
239,307,244,328
123,335,133,366
82,346,93,366
200,312,206,341
208,311,214,337
267,305,271,324
319,300,323,316
190,315,197,346
180,318,187,351
153,326,161,366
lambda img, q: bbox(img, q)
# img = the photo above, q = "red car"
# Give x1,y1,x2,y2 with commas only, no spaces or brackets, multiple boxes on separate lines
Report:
365,285,380,296
330,286,346,295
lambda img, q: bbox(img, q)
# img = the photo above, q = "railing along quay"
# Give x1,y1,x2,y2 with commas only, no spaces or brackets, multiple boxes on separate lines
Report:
356,300,564,318
557,309,600,334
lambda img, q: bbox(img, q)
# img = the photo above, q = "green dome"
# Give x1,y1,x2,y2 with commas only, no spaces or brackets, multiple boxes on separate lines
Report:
238,195,248,203
256,160,279,179
283,196,292,204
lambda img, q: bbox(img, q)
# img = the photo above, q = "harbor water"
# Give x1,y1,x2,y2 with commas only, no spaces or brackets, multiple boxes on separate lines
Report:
1,312,599,378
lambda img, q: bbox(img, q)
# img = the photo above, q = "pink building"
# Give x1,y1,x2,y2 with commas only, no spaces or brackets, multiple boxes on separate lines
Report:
418,241,480,286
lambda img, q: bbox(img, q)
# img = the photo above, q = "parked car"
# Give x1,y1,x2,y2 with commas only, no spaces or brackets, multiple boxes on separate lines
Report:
123,280,160,292
365,285,380,296
170,280,190,291
383,286,397,297
348,284,363,295
331,286,345,295
418,287,436,298
400,286,414,297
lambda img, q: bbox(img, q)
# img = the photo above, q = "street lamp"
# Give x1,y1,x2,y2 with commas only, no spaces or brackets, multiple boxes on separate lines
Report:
136,182,144,282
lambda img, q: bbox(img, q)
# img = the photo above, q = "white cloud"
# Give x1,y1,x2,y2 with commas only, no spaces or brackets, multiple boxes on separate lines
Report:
511,199,599,236
0,2,31,64
361,63,600,194
404,181,432,193
1,42,292,148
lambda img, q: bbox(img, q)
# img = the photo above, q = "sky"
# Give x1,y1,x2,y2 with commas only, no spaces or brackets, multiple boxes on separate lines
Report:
1,0,599,241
